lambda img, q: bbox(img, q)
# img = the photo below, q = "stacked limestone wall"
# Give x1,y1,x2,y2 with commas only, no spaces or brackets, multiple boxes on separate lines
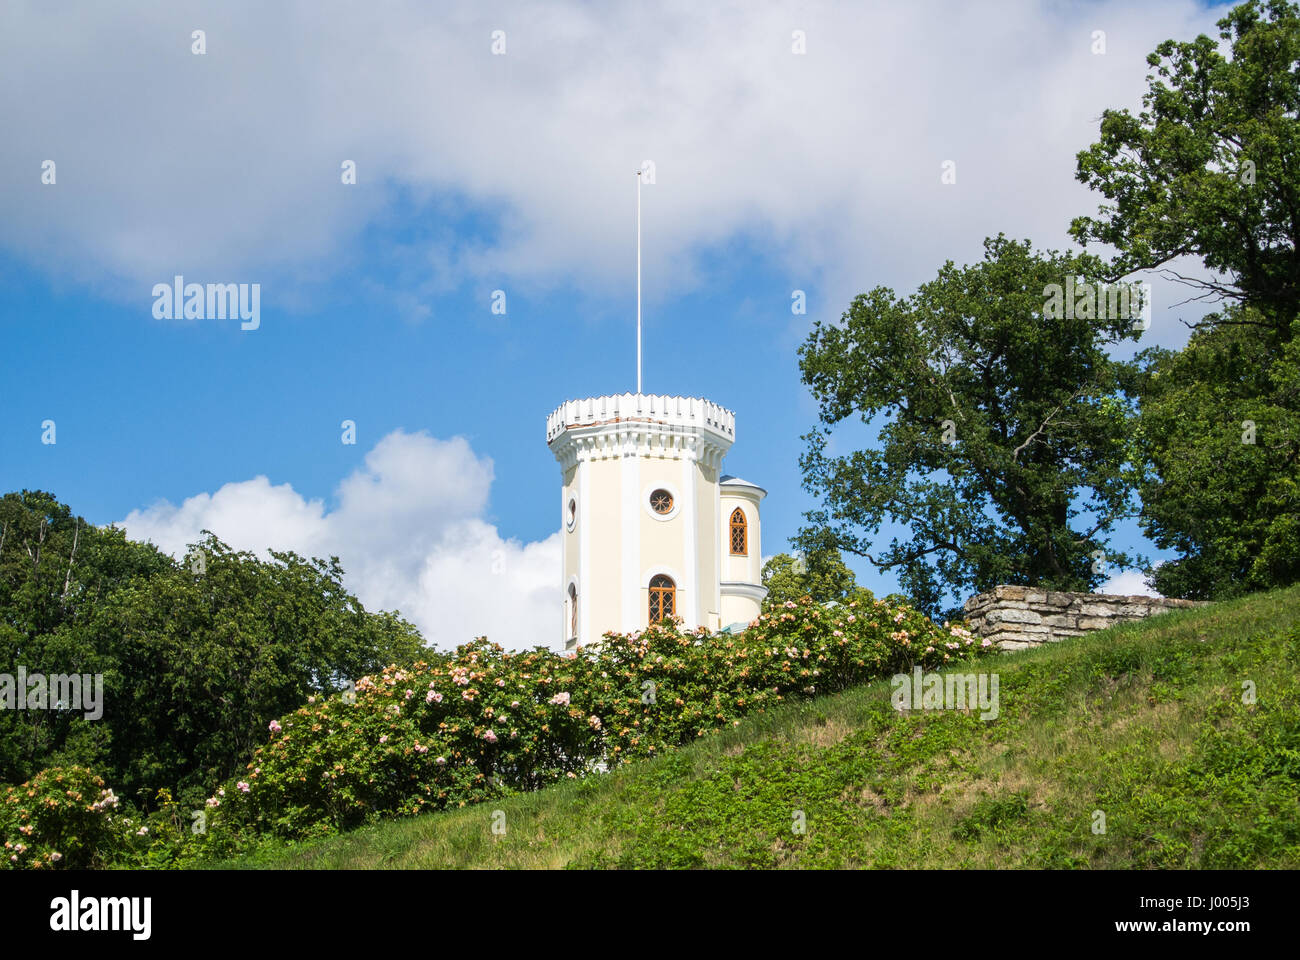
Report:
962,585,1207,651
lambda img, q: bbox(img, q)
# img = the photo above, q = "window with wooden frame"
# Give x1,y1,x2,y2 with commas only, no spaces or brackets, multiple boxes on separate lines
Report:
729,507,747,555
648,575,675,624
649,489,674,514
568,583,578,639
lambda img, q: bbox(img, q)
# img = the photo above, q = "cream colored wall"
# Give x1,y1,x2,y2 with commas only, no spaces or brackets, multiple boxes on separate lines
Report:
637,458,688,628
562,465,580,583
695,462,719,630
584,459,624,645
562,465,580,646
721,593,760,626
563,465,767,643
746,496,762,582
566,456,729,644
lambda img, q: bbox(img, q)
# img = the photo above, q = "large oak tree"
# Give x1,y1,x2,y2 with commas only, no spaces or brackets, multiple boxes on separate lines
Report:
797,236,1143,618
1073,0,1300,597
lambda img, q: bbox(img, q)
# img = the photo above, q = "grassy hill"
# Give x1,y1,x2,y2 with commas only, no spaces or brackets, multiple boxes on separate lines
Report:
210,586,1300,869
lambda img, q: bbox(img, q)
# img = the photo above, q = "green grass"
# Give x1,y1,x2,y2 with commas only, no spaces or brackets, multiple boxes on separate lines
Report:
208,586,1300,869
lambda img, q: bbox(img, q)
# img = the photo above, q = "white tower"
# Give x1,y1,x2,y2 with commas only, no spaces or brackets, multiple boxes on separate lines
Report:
546,393,766,649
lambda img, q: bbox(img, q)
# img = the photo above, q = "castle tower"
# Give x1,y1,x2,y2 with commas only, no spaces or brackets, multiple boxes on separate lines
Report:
546,392,766,650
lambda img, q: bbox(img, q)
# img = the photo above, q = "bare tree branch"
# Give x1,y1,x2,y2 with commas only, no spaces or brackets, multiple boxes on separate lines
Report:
24,519,46,573
1012,389,1086,462
62,518,81,601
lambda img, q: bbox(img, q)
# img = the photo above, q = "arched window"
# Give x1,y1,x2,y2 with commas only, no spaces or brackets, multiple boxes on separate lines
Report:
729,507,747,555
648,575,675,624
568,583,578,639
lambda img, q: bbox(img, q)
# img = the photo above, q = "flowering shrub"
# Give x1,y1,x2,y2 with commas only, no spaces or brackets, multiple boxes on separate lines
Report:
205,593,991,841
199,640,603,839
571,592,987,762
0,766,135,869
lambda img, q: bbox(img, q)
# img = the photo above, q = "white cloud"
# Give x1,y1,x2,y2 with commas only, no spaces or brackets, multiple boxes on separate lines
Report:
0,0,1221,343
1100,569,1161,598
119,430,562,652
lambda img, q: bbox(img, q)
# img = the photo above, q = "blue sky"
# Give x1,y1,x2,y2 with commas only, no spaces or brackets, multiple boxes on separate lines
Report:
0,222,807,547
0,0,1231,648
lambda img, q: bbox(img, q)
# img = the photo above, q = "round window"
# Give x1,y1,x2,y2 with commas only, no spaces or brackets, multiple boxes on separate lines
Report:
649,489,674,514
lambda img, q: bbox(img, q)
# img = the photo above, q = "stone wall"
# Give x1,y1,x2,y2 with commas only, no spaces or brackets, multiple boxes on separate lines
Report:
962,585,1207,651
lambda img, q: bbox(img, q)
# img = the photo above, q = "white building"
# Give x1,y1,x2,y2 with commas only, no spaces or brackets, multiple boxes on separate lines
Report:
546,392,767,650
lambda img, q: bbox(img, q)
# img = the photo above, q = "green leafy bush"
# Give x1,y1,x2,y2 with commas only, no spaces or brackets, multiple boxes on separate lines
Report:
5,595,987,860
198,594,988,841
0,491,426,809
0,766,135,869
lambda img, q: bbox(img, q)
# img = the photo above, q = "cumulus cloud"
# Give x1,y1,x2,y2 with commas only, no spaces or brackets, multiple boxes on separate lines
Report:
0,0,1221,343
119,430,562,651
1101,569,1161,598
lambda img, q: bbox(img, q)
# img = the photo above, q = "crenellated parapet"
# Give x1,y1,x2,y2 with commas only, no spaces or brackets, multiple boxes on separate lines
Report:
547,393,734,471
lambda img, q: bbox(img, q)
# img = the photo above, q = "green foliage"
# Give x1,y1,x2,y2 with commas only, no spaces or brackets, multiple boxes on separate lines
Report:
212,586,1298,871
186,595,987,846
0,766,135,869
1132,311,1300,598
760,540,859,609
0,491,424,807
0,491,171,785
84,533,424,805
951,791,1030,841
213,645,596,841
1072,0,1300,599
798,235,1143,617
1072,0,1300,333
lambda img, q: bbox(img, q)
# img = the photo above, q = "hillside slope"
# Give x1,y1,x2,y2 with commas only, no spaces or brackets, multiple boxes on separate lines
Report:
213,586,1300,869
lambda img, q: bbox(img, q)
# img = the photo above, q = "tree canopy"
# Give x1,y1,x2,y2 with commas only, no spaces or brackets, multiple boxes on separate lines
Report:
0,491,425,805
1073,0,1300,597
760,537,859,609
1072,0,1300,334
797,235,1144,617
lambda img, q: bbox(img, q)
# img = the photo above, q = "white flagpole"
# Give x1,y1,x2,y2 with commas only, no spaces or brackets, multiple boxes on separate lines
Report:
636,169,642,395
